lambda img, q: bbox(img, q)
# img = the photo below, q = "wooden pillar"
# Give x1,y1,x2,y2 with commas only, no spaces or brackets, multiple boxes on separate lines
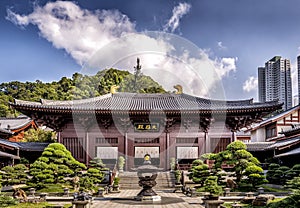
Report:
85,131,89,166
166,131,170,170
57,131,61,143
204,132,207,153
231,131,237,142
124,132,128,171
205,132,210,153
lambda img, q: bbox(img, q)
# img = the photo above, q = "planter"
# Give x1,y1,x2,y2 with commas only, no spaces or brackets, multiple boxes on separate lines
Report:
206,195,219,200
72,200,90,208
64,188,69,196
112,185,119,192
29,188,35,196
98,188,104,197
204,198,224,208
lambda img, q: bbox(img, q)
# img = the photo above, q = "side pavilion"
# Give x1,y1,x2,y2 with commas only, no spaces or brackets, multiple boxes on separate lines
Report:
10,91,282,171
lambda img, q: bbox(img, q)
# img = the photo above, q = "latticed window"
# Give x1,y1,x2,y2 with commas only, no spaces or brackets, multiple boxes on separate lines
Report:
62,137,84,161
176,138,198,143
266,126,276,139
96,138,118,144
134,138,159,143
210,138,231,153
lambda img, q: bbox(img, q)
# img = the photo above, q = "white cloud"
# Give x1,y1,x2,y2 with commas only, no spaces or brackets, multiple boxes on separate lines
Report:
214,57,237,78
87,35,236,98
7,1,135,65
243,76,258,92
163,2,191,33
7,1,237,99
217,41,227,50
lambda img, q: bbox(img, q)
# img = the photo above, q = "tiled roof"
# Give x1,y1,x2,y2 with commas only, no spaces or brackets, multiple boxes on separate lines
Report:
0,138,49,151
11,92,282,114
0,128,13,135
246,142,276,151
250,105,300,131
0,151,20,159
266,137,300,150
0,116,34,130
279,124,300,136
274,146,300,158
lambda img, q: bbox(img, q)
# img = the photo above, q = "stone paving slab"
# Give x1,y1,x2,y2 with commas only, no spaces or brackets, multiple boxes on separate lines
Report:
90,189,204,208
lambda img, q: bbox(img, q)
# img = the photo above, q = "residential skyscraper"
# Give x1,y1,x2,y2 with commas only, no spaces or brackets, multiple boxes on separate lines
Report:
258,56,292,110
297,55,300,105
258,67,266,103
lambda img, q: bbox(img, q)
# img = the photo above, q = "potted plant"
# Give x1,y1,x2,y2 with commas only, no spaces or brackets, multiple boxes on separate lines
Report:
170,157,176,171
97,187,105,197
113,177,120,192
118,156,125,172
174,170,181,184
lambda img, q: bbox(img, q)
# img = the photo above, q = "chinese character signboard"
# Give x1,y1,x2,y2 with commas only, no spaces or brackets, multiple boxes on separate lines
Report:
134,123,160,132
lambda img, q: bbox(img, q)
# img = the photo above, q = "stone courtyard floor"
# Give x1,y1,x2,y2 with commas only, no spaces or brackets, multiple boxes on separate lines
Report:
48,189,205,208
89,189,204,208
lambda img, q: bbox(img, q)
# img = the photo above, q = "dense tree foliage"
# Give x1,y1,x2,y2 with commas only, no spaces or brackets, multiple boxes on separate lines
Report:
28,143,86,188
244,164,267,188
267,163,300,185
268,182,300,208
0,164,28,186
202,176,223,196
188,159,210,186
209,141,263,184
0,68,166,117
23,128,57,142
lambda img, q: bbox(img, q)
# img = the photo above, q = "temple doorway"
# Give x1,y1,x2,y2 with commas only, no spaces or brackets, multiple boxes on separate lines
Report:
176,146,199,169
134,146,160,166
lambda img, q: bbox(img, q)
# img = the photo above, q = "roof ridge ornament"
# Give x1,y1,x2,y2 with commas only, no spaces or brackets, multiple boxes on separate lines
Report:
173,84,183,94
110,85,119,94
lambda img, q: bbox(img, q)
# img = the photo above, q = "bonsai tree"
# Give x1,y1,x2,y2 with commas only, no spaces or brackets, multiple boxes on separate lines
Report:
268,177,300,207
267,163,290,185
211,141,261,184
87,168,104,184
89,157,106,169
188,159,210,186
266,163,280,184
79,176,94,192
286,164,300,180
203,176,223,197
118,156,125,172
28,143,86,188
0,164,28,186
244,165,267,188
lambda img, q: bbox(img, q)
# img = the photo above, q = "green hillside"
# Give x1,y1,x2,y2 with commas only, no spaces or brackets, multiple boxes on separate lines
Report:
0,68,165,117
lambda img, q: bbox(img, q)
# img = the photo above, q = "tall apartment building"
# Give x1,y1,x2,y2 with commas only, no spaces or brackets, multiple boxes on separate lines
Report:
258,56,292,110
297,55,300,105
258,67,266,103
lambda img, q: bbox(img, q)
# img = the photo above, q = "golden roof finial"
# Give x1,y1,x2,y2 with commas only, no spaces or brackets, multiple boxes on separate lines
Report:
173,84,183,94
110,85,120,94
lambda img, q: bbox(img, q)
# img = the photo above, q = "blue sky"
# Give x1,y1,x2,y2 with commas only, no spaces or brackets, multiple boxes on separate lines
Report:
1,0,300,101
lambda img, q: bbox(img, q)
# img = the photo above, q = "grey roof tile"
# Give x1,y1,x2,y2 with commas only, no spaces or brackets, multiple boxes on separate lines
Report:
12,92,281,113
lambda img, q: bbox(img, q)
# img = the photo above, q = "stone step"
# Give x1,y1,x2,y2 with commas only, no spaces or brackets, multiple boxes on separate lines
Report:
119,171,176,189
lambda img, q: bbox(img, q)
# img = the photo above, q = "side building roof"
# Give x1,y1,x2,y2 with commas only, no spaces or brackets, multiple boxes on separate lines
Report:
0,138,49,152
249,105,300,131
0,115,37,131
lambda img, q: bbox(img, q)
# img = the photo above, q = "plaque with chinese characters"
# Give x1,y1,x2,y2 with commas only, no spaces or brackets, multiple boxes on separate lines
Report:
134,123,160,132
